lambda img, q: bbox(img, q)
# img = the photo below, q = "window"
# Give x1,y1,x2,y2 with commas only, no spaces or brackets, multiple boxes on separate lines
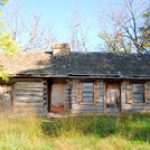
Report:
133,84,144,103
82,83,94,102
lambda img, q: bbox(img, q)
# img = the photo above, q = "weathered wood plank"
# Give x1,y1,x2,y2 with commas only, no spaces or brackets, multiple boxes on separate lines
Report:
83,96,93,102
133,94,144,103
127,83,133,104
99,83,105,95
15,91,43,96
13,107,46,113
83,83,93,88
145,82,150,103
133,84,144,93
14,99,44,103
72,103,103,108
76,81,82,102
11,80,48,116
94,82,100,102
15,84,44,89
13,102,45,107
15,95,43,101
83,93,93,97
71,105,104,112
15,89,44,93
83,88,93,93
121,82,128,112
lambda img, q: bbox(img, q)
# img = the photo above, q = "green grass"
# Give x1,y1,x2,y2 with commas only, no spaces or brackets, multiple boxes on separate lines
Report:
0,113,150,150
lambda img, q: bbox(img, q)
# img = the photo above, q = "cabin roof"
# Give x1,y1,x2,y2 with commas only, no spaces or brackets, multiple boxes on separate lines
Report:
0,52,150,78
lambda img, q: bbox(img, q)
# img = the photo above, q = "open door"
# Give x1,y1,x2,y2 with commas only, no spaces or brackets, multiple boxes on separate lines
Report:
106,84,121,113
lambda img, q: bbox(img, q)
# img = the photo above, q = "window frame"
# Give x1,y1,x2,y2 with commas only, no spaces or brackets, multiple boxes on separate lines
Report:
82,82,94,103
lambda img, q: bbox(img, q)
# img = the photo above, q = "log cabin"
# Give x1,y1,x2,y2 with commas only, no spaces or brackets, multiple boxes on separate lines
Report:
0,43,150,116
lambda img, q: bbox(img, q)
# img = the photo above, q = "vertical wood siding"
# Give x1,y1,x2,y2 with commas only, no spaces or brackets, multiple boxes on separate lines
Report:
94,81,105,103
75,81,83,102
126,83,133,104
145,82,150,103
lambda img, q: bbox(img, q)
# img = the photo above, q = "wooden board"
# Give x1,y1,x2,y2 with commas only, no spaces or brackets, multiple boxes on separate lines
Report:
133,84,144,93
75,81,83,102
133,94,144,103
145,82,150,103
127,84,133,104
13,80,48,115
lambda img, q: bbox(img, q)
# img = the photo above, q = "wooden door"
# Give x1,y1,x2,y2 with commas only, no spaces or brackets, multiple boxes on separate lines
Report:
106,84,120,113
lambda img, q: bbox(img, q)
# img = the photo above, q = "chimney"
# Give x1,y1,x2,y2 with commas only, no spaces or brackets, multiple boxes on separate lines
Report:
51,43,70,56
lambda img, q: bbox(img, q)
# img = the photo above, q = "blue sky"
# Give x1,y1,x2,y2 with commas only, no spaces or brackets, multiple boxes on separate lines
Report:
19,0,104,50
3,0,149,51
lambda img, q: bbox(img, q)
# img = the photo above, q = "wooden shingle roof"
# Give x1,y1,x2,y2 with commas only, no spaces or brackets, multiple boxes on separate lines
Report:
0,52,150,78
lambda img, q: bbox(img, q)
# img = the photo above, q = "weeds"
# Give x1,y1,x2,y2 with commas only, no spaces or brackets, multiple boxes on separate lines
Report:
0,113,150,150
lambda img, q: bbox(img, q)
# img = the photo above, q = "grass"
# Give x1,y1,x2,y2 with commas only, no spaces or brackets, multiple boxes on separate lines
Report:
0,113,150,150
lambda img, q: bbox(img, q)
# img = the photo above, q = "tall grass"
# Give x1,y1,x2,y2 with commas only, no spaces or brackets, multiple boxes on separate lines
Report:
42,113,150,141
0,113,150,150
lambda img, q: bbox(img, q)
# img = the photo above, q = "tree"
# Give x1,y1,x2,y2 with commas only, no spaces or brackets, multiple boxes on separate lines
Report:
0,0,9,6
140,7,150,51
69,9,91,52
99,0,149,54
0,0,20,80
5,0,56,51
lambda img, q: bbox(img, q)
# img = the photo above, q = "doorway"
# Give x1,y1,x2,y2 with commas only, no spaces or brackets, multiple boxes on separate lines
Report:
106,83,121,113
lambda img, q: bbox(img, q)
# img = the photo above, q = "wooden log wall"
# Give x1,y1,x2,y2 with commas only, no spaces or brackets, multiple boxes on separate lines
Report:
13,79,48,116
145,82,150,103
121,81,150,112
70,80,105,114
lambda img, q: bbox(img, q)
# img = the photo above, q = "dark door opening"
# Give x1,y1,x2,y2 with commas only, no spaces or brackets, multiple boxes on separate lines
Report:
106,83,121,113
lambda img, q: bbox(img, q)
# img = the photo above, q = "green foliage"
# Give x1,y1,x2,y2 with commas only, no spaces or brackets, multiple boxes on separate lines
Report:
42,113,150,143
0,113,149,149
0,66,9,81
100,31,132,54
0,0,20,81
140,7,150,50
0,33,20,56
0,0,9,6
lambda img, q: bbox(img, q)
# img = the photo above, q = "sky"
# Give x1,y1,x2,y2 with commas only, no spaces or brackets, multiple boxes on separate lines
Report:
3,0,149,51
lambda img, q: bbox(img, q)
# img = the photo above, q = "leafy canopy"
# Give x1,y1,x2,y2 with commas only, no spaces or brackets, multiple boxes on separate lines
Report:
0,0,20,80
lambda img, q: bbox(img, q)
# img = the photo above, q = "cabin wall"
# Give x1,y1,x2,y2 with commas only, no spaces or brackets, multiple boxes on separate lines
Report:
12,78,48,116
50,78,66,112
121,80,150,112
1,77,150,116
67,79,105,114
66,79,150,114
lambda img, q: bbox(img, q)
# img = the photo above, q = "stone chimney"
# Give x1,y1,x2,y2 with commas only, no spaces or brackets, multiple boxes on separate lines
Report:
52,43,70,56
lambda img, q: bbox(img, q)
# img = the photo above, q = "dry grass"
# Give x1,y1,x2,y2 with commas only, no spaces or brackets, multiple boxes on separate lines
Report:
0,113,150,150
